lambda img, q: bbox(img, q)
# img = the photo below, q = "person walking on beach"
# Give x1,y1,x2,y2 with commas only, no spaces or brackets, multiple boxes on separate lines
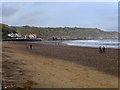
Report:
99,46,102,53
30,45,32,49
103,46,105,53
26,46,28,48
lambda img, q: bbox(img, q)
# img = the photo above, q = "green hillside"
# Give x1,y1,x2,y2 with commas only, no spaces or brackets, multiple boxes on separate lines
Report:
1,24,118,40
1,24,16,39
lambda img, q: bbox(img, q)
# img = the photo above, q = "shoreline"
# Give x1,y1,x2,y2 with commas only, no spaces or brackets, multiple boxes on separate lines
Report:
14,40,119,49
2,38,119,49
2,41,118,88
2,39,42,41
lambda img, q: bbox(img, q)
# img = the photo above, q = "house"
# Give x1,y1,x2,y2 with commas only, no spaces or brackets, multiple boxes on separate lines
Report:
8,33,17,38
28,34,37,39
33,34,37,39
24,35,29,39
8,33,23,38
15,33,22,37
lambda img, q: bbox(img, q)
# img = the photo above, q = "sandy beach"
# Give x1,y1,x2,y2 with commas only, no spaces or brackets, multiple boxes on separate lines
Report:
2,41,119,88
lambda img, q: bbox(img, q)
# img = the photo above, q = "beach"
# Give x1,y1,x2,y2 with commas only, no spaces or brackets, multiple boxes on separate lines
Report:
2,41,119,88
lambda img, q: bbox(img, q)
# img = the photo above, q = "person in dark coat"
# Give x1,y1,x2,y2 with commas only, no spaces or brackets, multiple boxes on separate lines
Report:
30,45,32,49
99,46,102,53
26,46,28,48
103,46,105,52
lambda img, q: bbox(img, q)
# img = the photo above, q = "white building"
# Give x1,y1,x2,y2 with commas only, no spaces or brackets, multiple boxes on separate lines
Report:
8,33,22,38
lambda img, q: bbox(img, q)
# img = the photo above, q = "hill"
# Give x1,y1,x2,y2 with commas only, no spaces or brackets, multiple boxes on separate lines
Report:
1,24,16,39
1,24,118,40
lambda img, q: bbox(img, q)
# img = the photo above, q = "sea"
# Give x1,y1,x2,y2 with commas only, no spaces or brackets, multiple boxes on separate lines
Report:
62,39,119,49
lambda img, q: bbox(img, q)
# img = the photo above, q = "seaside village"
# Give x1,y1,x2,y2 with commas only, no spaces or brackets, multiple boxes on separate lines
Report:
7,33,37,39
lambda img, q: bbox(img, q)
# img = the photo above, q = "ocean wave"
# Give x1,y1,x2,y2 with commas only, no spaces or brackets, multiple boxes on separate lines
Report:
62,39,119,48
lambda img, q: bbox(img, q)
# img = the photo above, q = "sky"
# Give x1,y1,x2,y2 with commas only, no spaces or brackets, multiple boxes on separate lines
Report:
2,2,118,32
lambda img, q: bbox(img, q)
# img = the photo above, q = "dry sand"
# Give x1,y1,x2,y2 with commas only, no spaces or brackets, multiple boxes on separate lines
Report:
2,41,118,88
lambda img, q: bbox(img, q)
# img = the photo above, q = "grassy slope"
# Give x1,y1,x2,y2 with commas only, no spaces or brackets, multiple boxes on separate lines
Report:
2,24,118,39
14,26,118,39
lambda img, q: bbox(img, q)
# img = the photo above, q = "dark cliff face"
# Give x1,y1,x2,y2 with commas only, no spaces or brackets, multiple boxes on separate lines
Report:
1,24,118,39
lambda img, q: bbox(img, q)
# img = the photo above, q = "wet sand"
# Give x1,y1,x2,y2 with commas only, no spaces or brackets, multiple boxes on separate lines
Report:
2,41,119,88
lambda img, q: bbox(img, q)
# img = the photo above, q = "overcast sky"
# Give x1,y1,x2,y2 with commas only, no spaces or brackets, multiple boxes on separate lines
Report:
2,2,118,32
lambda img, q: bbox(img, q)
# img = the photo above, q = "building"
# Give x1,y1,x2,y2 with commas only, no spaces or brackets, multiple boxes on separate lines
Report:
8,33,19,38
28,34,37,39
15,33,22,37
33,34,37,39
7,33,37,39
8,33,16,37
24,35,29,39
8,33,24,38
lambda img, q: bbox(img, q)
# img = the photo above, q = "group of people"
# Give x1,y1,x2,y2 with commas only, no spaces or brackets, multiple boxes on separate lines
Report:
99,46,105,53
26,45,33,49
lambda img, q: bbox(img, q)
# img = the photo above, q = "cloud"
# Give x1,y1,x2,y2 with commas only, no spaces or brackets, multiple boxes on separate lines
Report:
2,2,118,32
2,2,51,25
2,7,18,17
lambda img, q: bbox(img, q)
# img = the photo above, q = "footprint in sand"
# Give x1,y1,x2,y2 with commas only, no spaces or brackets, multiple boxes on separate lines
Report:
43,62,50,65
75,74,81,77
52,74,56,76
70,78,77,82
61,80,64,82
83,68,88,71
64,81,67,84
65,68,69,71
